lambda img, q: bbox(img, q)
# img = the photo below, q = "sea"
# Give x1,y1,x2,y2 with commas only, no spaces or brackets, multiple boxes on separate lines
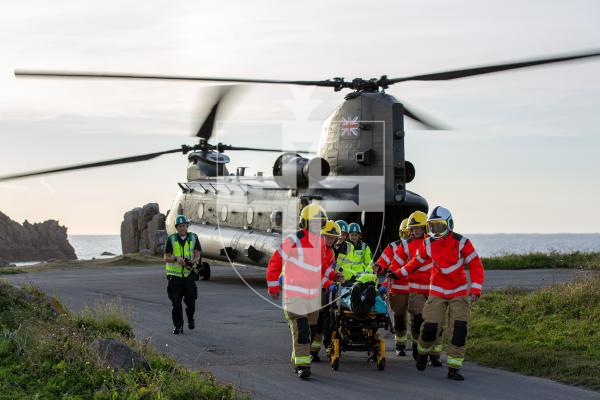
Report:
66,233,600,261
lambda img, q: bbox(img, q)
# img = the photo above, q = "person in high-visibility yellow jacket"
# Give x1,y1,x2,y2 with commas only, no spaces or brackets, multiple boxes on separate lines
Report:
343,223,374,281
164,215,201,335
344,223,377,313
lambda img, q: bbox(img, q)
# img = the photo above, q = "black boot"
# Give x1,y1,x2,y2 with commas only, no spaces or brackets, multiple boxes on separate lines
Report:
412,342,419,361
430,354,443,367
188,319,195,330
447,367,464,381
172,326,183,335
310,351,321,362
395,343,406,357
296,366,311,379
416,354,428,371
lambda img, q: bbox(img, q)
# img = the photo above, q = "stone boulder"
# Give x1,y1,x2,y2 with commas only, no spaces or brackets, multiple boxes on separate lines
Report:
120,208,141,254
0,211,76,262
147,213,166,254
90,338,148,372
120,204,166,255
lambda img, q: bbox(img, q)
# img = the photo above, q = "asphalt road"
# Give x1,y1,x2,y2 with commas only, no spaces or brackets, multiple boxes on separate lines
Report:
5,264,598,400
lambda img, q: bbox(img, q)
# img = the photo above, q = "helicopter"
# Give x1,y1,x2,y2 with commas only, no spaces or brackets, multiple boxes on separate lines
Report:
2,49,600,277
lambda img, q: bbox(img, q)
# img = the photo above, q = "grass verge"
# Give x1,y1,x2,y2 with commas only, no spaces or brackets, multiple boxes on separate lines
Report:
12,254,164,273
481,251,600,270
0,281,244,399
469,273,600,389
0,268,26,275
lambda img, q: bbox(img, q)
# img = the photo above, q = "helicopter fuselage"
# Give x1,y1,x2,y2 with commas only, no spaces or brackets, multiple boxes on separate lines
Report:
166,92,428,266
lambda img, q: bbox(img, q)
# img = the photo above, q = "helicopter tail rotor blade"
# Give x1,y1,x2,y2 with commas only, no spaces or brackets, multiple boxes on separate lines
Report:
195,86,234,140
0,147,190,182
402,103,448,130
387,49,600,84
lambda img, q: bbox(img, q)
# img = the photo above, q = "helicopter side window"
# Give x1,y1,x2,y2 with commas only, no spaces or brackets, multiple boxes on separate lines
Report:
270,210,282,233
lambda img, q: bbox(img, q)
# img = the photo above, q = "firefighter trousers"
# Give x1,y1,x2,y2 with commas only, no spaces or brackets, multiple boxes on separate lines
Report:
408,293,428,345
310,289,332,353
419,295,470,369
285,308,319,367
166,275,197,329
390,293,409,345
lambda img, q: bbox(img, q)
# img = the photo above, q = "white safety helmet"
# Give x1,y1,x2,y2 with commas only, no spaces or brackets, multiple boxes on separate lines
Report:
427,206,453,238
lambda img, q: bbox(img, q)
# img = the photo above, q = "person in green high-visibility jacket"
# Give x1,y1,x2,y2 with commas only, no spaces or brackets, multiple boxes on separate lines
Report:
333,220,355,278
346,223,377,313
164,215,201,335
345,223,375,283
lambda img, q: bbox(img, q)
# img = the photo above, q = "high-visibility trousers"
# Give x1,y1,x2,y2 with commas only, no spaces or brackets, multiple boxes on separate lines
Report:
390,293,409,345
284,297,319,367
419,295,470,369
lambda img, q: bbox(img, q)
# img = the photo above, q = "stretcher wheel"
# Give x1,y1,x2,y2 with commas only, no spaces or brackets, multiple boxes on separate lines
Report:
377,357,386,371
331,357,340,371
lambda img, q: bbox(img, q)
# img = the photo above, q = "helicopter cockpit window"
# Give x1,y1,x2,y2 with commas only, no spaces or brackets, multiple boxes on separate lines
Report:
198,203,204,219
220,205,228,222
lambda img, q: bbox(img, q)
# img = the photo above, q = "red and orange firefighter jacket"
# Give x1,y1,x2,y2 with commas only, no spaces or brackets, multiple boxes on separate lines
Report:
266,229,336,298
392,233,484,298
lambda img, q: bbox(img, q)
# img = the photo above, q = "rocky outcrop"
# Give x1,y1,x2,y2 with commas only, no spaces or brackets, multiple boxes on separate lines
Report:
120,204,167,255
90,338,149,372
0,212,76,262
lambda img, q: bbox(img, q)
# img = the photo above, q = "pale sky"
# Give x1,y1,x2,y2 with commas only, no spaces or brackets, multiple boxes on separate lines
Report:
1,0,599,234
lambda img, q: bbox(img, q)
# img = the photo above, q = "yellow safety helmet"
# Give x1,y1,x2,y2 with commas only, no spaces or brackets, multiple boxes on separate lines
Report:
300,204,328,229
407,211,427,228
321,220,341,237
399,218,410,239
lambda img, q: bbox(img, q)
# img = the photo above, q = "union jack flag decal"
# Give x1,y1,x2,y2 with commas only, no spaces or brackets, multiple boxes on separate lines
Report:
341,116,360,137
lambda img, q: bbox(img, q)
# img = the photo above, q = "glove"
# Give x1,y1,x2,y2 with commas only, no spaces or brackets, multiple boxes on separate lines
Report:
386,270,399,280
378,286,387,295
328,284,338,294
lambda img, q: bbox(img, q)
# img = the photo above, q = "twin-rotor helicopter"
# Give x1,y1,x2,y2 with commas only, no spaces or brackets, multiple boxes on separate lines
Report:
3,49,599,278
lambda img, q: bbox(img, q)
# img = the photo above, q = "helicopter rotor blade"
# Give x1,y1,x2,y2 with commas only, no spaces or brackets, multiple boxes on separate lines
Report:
386,49,600,83
401,102,448,130
14,70,339,88
216,144,314,154
195,86,234,140
0,146,192,182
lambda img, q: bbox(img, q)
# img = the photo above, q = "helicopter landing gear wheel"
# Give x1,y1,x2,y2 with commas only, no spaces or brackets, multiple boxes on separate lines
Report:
197,262,211,281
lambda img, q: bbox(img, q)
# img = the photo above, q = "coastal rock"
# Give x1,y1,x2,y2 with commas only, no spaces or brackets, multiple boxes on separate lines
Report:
0,259,16,268
147,213,166,254
154,230,168,255
0,211,76,262
120,204,166,255
120,208,141,254
90,338,148,372
101,251,115,256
